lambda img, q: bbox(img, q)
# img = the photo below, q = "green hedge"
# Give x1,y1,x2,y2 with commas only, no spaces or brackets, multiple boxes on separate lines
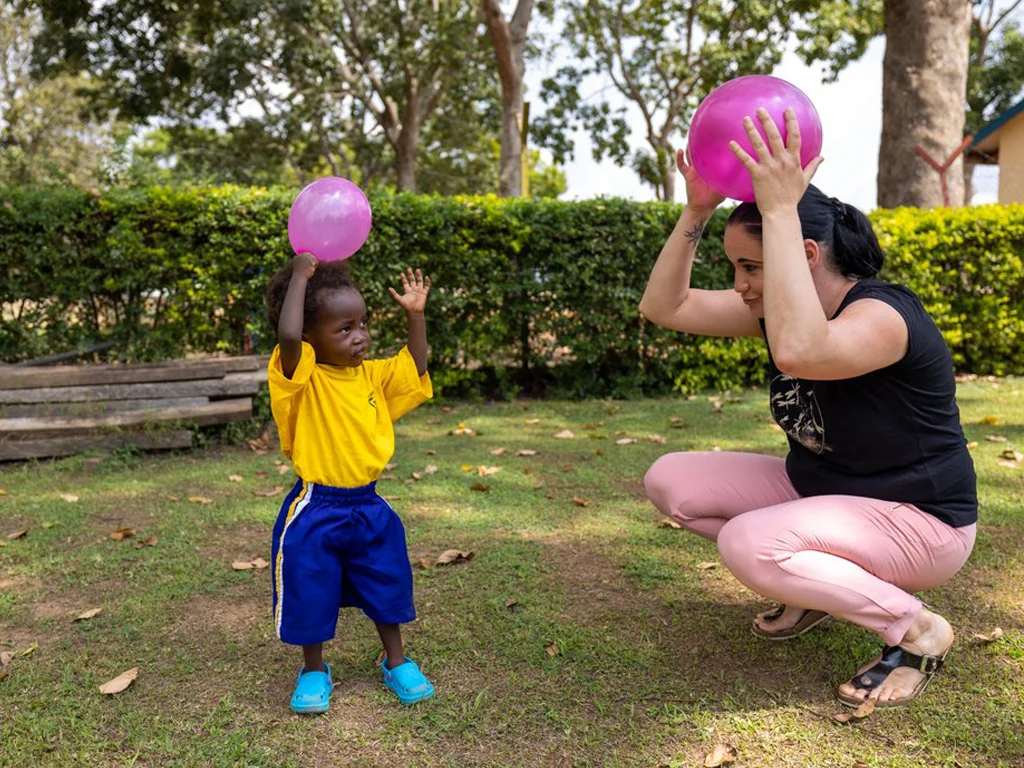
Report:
2,185,1022,397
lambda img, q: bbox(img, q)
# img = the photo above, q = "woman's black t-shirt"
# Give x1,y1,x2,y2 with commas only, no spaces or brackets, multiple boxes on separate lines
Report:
762,280,977,528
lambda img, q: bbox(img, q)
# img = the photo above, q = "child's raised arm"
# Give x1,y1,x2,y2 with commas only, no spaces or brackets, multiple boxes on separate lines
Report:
278,254,317,379
388,268,431,375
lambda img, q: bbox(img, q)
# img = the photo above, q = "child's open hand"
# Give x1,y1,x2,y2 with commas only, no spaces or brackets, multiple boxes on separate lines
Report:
388,268,431,315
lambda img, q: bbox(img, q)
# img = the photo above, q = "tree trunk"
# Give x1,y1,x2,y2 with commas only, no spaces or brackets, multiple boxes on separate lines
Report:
964,157,976,204
482,0,534,198
396,89,421,192
660,146,676,202
877,0,972,208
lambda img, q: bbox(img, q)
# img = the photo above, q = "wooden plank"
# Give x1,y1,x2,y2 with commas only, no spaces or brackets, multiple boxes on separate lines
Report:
0,372,265,404
0,397,211,419
0,430,194,462
0,355,269,389
0,399,252,439
16,341,118,367
0,360,227,389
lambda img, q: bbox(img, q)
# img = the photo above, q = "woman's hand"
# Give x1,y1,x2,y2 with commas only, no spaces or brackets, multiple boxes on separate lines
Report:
388,268,432,315
678,148,725,213
729,108,823,217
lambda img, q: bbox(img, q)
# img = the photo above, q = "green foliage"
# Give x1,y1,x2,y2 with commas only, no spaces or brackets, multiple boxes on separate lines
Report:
874,204,1024,375
2,185,1023,395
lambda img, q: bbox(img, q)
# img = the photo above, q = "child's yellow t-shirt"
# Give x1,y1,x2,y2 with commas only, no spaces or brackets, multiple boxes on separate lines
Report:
267,342,432,488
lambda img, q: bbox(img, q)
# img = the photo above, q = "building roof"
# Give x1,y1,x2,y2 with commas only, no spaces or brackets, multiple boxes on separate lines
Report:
970,96,1024,155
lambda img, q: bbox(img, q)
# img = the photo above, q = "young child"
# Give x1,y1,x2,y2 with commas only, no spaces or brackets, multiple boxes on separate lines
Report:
265,254,434,713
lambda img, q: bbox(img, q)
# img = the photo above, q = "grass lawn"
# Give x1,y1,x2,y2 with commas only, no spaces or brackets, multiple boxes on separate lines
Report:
1,379,1023,767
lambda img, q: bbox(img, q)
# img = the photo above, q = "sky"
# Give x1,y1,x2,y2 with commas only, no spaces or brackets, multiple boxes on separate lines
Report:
525,37,1002,211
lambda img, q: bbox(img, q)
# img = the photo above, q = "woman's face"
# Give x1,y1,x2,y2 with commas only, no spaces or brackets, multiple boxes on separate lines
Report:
723,224,766,318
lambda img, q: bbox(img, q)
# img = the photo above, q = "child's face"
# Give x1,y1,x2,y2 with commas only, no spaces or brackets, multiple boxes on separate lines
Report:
303,288,370,367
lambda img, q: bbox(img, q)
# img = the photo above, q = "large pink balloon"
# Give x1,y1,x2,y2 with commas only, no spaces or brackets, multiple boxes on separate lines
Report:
288,177,372,262
688,75,823,202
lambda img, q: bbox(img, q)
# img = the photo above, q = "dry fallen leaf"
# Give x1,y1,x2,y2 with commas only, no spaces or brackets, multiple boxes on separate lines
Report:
966,441,978,450
712,446,722,452
385,462,397,471
0,650,13,681
560,464,575,473
571,497,590,507
252,487,285,497
1000,450,1024,462
490,448,507,456
837,699,877,723
711,401,724,414
74,608,103,622
553,429,575,439
477,465,501,477
545,641,560,657
251,557,270,570
423,464,438,475
277,465,291,475
109,527,136,541
59,493,79,503
516,449,539,457
0,541,7,547
697,561,718,571
248,431,270,452
441,406,454,414
417,558,433,570
985,434,1008,442
424,449,436,456
232,560,255,570
704,743,738,767
973,627,1004,642
411,472,423,481
228,475,243,483
525,418,541,425
505,599,519,608
134,537,158,549
6,530,27,540
0,488,6,496
669,416,684,424
20,643,36,657
658,518,682,529
448,423,476,436
533,481,545,490
99,667,139,695
648,434,667,445
435,549,474,566
615,438,637,446
997,461,1019,469
188,496,213,505
981,416,1000,426
469,482,492,492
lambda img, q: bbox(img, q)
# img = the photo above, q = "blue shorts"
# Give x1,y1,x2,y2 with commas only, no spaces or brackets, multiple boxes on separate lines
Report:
270,480,415,646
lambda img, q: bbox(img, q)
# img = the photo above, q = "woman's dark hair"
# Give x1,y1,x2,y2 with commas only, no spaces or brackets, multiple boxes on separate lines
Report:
726,184,884,279
266,260,359,333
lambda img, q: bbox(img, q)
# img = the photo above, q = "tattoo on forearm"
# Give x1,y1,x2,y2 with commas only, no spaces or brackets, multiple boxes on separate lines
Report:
684,218,706,246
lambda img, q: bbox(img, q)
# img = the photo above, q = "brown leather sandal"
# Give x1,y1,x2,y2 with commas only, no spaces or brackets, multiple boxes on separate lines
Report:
751,605,831,640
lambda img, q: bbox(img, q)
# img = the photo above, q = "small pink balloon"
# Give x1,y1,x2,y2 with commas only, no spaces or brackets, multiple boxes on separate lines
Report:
687,75,823,202
288,177,372,262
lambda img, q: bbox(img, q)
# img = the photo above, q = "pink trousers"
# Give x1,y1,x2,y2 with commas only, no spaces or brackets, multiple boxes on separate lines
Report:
644,452,976,645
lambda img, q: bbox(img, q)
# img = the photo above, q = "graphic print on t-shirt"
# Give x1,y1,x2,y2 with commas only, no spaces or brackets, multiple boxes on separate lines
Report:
770,374,830,454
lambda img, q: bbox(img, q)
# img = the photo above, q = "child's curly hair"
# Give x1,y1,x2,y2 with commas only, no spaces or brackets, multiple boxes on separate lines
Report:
266,260,359,334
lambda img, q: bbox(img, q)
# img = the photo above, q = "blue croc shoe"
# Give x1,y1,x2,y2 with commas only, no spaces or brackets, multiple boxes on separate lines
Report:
290,663,333,714
382,657,434,705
